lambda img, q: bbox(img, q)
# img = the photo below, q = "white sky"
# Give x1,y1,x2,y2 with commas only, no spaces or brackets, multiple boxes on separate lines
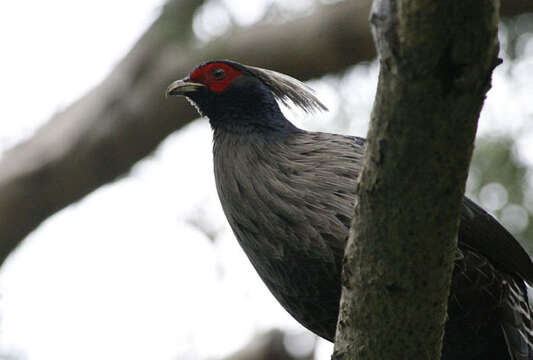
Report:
0,1,532,360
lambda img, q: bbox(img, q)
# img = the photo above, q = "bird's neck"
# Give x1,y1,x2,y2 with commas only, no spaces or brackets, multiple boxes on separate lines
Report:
210,110,300,139
201,87,300,138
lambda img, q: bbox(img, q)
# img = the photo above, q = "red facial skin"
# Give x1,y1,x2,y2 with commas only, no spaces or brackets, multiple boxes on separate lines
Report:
190,62,243,92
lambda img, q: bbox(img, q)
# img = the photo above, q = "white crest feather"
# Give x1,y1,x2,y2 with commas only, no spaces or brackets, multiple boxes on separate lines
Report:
246,66,328,113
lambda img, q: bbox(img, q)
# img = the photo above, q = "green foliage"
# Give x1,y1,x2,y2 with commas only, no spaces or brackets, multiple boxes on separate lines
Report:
467,136,533,253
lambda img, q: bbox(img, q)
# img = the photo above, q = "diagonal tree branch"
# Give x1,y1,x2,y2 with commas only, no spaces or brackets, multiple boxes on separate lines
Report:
0,0,372,265
333,0,500,359
0,0,529,266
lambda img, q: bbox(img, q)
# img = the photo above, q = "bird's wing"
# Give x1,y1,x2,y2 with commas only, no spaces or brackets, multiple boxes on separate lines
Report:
459,196,533,282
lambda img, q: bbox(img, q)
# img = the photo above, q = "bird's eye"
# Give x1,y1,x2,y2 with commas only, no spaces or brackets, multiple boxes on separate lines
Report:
212,68,225,80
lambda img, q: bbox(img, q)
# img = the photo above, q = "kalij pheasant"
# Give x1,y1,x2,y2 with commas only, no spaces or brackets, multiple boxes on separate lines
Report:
167,60,533,359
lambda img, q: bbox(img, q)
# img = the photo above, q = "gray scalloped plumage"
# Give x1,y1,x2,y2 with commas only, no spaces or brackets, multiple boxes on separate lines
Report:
169,60,533,360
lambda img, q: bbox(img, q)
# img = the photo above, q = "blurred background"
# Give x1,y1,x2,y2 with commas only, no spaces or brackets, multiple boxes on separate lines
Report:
0,0,532,359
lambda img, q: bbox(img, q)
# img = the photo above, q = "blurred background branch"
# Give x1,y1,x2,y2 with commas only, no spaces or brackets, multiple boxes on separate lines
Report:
217,329,315,360
0,0,373,266
1,0,531,266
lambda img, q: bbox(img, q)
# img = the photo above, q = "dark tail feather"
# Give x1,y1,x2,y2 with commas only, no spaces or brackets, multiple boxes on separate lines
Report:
501,279,533,360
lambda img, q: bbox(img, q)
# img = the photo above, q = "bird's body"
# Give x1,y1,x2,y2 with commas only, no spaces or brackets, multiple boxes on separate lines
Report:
167,60,533,359
214,129,362,340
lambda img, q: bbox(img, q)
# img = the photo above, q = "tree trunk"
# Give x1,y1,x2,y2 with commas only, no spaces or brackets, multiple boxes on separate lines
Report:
333,0,500,359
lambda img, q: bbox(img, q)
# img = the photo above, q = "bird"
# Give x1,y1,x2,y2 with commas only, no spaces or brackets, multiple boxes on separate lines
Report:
167,60,533,359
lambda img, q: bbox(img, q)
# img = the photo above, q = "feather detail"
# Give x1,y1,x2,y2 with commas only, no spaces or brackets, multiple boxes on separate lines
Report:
246,66,328,113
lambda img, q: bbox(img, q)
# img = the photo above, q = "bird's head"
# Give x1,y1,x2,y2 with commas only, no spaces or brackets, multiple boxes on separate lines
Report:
166,60,326,134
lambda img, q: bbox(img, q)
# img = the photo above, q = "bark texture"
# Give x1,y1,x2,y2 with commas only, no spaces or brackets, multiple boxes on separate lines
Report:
0,0,529,265
333,0,501,359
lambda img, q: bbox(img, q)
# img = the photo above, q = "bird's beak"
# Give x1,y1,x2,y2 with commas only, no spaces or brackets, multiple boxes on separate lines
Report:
165,79,205,98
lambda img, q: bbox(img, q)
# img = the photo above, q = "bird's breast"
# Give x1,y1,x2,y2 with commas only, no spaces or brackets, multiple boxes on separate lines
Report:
212,132,361,288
